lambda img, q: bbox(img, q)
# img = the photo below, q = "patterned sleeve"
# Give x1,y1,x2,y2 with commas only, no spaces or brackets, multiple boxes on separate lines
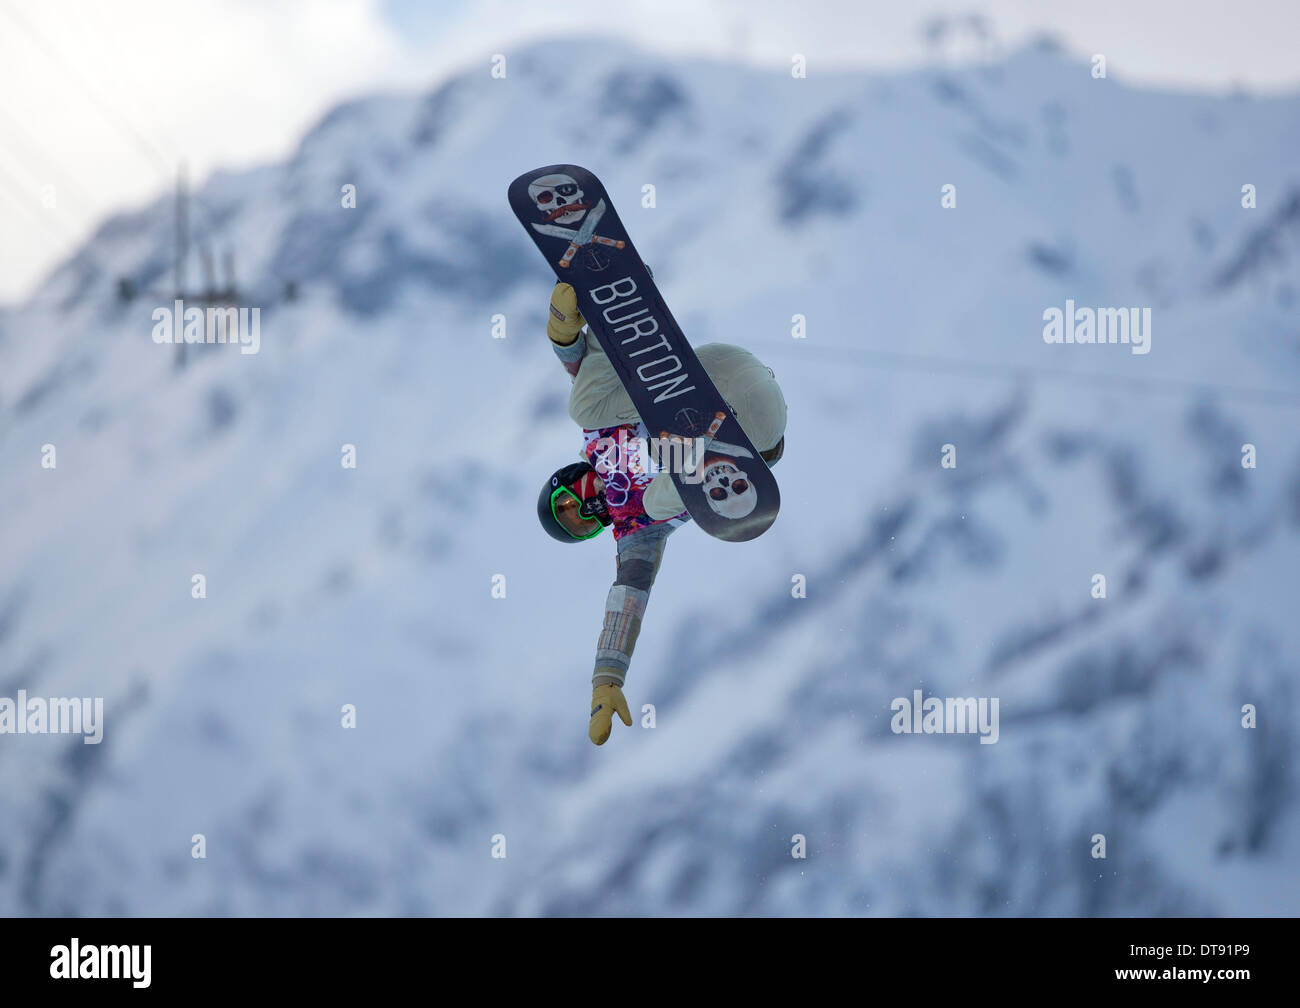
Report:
591,522,675,687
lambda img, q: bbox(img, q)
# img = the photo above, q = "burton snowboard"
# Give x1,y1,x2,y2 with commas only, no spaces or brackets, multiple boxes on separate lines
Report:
509,164,780,542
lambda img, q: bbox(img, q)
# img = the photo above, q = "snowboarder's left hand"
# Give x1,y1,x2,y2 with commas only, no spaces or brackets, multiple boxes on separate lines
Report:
589,682,632,746
548,282,586,346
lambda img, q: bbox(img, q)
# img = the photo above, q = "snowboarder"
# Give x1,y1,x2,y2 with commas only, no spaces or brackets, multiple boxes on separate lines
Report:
538,281,787,745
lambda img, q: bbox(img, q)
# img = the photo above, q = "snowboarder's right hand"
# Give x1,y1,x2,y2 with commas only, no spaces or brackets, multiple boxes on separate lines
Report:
548,282,586,346
589,682,632,746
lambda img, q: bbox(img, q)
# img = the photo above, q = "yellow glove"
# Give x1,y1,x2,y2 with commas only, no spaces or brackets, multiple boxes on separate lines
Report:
548,282,586,346
588,682,632,746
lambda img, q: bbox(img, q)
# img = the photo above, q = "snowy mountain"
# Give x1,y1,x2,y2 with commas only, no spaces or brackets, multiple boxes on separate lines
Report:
1,35,1298,916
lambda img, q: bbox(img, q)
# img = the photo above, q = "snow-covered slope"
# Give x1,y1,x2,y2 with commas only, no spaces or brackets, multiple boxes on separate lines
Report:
1,35,1298,916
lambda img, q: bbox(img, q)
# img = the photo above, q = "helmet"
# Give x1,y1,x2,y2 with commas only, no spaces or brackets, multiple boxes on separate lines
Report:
537,461,610,542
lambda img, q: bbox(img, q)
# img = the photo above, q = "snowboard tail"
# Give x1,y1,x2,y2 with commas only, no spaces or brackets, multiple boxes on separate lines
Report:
509,164,779,542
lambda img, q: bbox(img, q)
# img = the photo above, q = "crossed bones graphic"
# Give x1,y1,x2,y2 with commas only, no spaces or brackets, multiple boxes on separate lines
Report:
531,198,626,269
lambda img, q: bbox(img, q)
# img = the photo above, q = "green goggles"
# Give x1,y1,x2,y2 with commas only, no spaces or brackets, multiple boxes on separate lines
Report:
550,485,608,540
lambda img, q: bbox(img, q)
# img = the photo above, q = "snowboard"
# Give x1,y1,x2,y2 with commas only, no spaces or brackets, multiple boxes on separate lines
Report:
509,164,780,542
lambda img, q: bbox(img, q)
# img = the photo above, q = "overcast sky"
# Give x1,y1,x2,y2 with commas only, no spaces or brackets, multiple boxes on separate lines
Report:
2,0,1298,302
